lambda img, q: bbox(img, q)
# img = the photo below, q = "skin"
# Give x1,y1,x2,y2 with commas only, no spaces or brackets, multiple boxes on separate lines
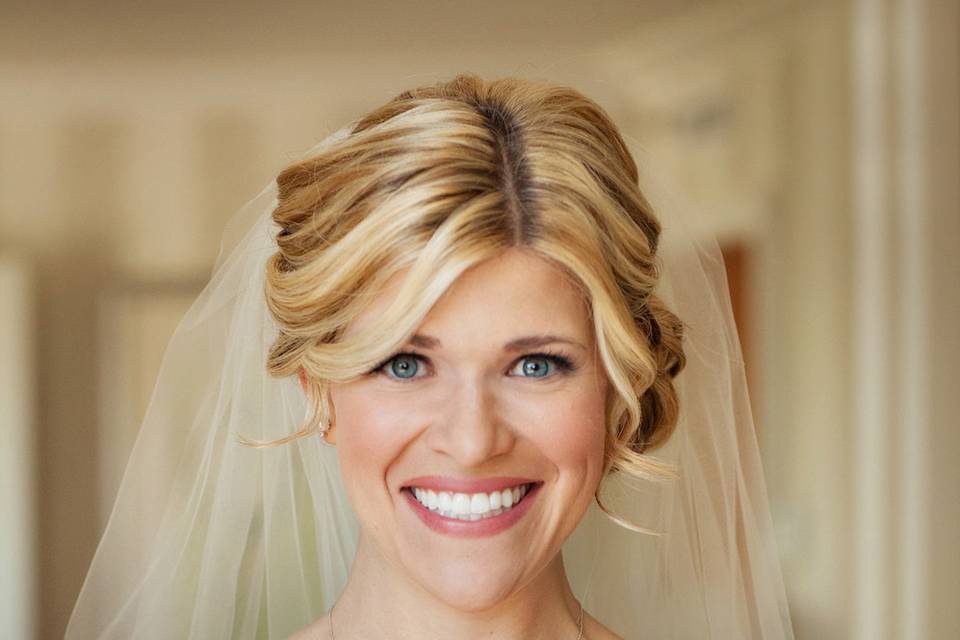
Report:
292,247,623,640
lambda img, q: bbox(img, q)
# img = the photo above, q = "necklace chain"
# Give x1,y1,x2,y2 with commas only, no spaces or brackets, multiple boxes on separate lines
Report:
327,599,585,639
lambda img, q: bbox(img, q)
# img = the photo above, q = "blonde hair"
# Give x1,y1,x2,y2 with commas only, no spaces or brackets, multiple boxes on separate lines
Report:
263,74,685,524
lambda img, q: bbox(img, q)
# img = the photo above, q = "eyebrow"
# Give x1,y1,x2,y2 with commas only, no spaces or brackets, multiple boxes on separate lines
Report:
407,333,586,352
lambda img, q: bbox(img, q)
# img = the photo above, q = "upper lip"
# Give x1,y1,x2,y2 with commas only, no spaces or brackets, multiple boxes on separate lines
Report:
401,476,539,494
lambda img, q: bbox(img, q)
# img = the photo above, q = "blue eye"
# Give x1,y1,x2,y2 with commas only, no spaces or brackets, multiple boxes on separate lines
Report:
510,353,575,378
371,351,575,381
518,356,552,377
377,353,424,380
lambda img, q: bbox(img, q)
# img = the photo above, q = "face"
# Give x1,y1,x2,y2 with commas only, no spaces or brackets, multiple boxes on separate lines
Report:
328,247,608,610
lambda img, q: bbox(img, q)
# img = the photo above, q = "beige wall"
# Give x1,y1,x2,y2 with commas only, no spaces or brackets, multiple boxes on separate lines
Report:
0,254,36,639
849,0,960,636
2,1,957,638
924,0,960,632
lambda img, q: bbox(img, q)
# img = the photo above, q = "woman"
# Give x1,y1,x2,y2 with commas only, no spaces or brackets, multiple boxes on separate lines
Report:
68,75,793,639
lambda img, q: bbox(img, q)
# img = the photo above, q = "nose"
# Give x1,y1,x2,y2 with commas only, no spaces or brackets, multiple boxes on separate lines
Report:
425,377,516,467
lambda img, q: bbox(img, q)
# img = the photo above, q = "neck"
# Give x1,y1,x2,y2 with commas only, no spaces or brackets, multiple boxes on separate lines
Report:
330,532,583,640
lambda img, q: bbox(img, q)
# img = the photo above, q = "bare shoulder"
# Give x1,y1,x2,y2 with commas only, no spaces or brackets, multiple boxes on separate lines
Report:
286,615,331,640
584,612,624,640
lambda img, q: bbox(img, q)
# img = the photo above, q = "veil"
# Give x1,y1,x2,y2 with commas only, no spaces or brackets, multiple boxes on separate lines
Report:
66,120,794,639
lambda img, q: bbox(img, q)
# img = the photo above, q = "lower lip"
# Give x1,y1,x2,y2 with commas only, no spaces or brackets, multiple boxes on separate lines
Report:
401,484,542,538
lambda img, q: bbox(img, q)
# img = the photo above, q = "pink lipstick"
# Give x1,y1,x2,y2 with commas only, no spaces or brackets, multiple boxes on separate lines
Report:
400,477,542,538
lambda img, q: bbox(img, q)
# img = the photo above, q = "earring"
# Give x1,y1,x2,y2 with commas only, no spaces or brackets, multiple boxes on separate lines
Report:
302,403,335,446
316,409,335,447
318,418,336,447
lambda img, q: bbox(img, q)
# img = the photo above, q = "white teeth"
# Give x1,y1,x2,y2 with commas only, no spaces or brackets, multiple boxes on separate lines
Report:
470,493,490,515
452,493,471,515
438,491,452,512
409,483,532,520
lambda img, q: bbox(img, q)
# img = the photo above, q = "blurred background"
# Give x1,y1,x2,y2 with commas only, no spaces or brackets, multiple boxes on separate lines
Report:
1,0,957,638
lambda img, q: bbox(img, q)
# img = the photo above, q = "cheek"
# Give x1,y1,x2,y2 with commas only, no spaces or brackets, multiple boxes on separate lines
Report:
329,385,421,500
512,382,608,481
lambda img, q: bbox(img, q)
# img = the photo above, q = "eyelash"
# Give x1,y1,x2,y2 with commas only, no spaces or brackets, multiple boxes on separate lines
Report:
369,350,577,380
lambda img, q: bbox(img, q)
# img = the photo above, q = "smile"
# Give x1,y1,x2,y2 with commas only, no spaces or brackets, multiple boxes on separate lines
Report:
400,477,542,537
408,483,531,521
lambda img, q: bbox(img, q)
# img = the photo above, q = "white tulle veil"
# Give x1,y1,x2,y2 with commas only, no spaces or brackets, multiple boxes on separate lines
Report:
66,119,794,639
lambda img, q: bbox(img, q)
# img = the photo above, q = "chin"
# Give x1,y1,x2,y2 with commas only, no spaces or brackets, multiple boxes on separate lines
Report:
410,559,528,612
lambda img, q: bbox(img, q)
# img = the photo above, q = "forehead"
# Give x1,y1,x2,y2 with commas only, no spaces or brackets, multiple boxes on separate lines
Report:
347,248,592,343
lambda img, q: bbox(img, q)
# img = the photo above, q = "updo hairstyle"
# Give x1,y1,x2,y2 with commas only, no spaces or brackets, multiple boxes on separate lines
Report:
264,74,685,514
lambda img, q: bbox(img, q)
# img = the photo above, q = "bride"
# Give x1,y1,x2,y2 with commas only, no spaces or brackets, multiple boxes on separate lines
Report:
67,74,793,639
